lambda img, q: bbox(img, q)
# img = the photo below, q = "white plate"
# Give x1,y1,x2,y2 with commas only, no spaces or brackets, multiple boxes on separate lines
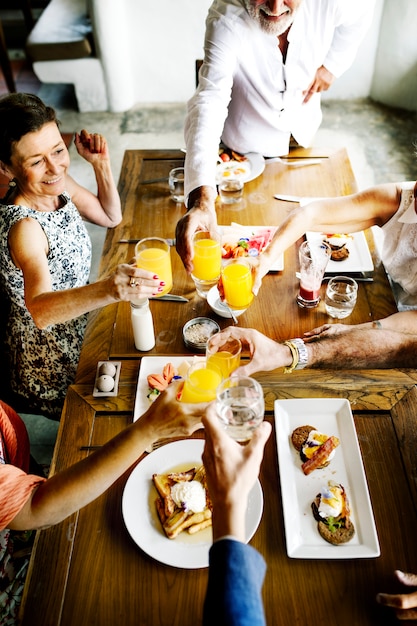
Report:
207,285,247,319
220,223,283,271
306,231,374,273
122,439,264,568
216,152,265,184
274,398,379,559
133,356,206,421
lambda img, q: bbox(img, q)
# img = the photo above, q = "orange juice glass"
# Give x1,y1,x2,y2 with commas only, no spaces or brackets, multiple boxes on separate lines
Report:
206,335,241,379
135,237,173,297
180,361,222,403
191,231,222,298
222,259,254,310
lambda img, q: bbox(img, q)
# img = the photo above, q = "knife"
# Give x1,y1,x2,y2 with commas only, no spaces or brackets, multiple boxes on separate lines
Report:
118,238,176,246
138,177,168,185
149,294,189,302
274,195,325,204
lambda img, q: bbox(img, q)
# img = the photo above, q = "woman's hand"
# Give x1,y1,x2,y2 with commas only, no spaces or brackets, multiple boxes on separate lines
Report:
74,129,110,164
103,263,164,301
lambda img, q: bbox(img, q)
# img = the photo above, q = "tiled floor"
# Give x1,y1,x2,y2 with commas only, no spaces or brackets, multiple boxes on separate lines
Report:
2,55,417,465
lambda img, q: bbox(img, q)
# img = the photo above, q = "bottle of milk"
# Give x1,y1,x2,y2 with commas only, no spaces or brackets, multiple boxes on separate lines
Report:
130,299,155,351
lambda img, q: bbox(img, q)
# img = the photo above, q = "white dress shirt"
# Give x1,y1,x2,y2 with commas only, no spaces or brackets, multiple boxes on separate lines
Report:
184,0,375,201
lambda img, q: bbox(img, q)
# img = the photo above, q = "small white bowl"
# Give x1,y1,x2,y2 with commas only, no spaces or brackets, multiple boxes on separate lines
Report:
207,286,247,319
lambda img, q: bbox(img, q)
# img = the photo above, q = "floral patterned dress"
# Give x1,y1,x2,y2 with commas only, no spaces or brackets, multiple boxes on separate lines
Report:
0,193,92,419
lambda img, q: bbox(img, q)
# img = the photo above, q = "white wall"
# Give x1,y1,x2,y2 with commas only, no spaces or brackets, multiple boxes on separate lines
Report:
322,0,384,101
370,0,417,111
91,0,417,113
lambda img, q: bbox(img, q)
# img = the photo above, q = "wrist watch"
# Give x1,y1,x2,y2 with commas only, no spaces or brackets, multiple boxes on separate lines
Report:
291,338,309,370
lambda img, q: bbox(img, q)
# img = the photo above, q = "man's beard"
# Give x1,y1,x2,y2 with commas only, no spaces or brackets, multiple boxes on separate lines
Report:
246,3,298,36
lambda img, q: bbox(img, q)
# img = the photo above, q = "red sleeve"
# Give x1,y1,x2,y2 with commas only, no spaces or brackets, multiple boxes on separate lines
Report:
0,464,46,529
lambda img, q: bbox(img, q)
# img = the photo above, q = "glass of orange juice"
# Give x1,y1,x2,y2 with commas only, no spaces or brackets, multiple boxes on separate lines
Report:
180,361,222,403
221,258,254,310
135,237,173,297
191,231,222,299
206,335,241,379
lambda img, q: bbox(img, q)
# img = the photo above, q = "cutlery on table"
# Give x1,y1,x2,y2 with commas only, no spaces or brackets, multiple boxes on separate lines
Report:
138,177,169,185
267,157,325,167
274,194,325,203
149,294,189,302
118,238,176,246
295,272,373,283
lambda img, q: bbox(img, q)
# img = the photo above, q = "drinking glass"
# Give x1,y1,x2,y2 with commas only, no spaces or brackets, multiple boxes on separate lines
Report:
296,240,331,308
180,361,223,403
325,276,358,318
206,335,242,379
191,231,222,298
168,167,185,203
135,237,173,296
219,178,244,204
221,258,254,310
216,376,265,443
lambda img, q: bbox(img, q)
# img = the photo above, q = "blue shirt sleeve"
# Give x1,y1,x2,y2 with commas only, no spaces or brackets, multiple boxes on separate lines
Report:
203,538,267,626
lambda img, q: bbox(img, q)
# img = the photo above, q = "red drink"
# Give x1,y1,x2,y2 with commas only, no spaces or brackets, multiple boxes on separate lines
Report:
299,284,320,302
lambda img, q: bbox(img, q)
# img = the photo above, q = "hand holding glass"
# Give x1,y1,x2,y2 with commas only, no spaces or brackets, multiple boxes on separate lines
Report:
221,258,254,310
296,240,331,308
206,335,242,379
191,231,222,298
180,361,223,403
325,276,358,318
216,376,265,443
135,237,173,297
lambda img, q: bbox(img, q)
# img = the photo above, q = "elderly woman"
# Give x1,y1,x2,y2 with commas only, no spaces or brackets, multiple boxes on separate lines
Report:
0,93,162,419
0,385,205,624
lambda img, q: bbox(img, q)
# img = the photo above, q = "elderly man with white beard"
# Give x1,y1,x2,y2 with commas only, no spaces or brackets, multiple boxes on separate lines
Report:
176,0,376,273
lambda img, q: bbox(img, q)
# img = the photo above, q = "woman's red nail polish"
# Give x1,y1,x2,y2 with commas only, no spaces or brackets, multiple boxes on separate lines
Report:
158,286,163,292
153,274,159,279
160,281,165,286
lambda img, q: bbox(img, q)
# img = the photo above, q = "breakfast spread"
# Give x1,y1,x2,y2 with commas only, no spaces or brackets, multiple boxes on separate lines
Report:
311,482,355,545
153,465,212,539
291,425,340,475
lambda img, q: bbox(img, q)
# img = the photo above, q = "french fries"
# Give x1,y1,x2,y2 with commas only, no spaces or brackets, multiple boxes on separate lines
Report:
153,465,212,539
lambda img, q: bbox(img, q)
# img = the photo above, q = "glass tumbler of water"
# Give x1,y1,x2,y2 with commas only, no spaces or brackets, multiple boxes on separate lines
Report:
168,167,185,203
325,275,358,319
216,376,265,444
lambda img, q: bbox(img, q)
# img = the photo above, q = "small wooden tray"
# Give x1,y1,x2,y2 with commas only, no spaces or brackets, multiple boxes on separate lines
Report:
93,361,122,397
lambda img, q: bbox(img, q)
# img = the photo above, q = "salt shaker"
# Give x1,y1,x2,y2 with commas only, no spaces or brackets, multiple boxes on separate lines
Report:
130,299,155,351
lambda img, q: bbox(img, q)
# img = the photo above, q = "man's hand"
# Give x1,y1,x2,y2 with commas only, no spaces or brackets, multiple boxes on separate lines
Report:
302,65,335,104
175,185,218,273
377,570,417,620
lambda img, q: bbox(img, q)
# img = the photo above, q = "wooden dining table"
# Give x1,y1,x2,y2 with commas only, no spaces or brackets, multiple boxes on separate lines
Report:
20,148,417,626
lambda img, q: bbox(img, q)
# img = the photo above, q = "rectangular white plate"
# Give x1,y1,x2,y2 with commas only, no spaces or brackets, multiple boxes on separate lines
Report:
220,224,284,271
133,356,205,422
306,231,374,273
274,398,380,559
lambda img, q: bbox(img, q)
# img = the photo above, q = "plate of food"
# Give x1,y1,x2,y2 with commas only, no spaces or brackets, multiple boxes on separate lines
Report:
216,151,265,184
220,223,283,271
274,398,379,559
133,356,207,421
122,439,264,568
306,231,374,273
